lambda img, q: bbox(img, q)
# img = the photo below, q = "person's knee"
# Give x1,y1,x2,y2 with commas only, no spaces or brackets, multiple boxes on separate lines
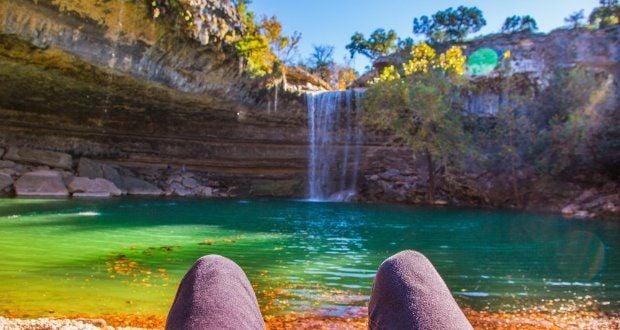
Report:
370,250,472,330
167,255,265,329
191,255,242,275
377,250,431,276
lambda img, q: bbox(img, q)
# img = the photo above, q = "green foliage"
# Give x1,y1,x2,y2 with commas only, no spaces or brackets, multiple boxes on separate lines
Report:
565,10,586,29
529,66,614,175
346,29,399,60
364,43,469,200
233,1,301,77
413,6,486,43
335,65,358,90
149,0,193,24
260,16,301,64
235,33,275,77
501,15,538,33
235,0,276,77
589,0,620,28
233,0,272,77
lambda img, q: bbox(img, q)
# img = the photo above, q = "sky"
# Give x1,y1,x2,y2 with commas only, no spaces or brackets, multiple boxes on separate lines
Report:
249,0,599,72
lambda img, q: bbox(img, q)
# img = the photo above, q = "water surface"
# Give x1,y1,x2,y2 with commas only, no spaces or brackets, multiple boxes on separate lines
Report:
0,198,618,319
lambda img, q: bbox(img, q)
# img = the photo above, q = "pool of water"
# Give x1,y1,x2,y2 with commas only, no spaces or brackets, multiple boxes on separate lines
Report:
0,198,618,320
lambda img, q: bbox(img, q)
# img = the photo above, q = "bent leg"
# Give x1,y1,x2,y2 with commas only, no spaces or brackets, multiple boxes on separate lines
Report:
166,255,264,330
369,250,472,330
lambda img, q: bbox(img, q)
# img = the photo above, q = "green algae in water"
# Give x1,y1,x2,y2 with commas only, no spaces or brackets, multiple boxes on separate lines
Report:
0,198,618,319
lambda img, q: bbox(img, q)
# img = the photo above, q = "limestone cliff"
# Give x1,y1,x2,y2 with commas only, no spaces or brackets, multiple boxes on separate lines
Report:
0,0,309,197
0,0,618,217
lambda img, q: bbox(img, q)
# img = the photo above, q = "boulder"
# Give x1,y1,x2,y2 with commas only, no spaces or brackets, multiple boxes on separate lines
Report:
78,158,104,178
561,204,579,215
73,192,116,198
574,210,595,219
68,177,122,197
102,165,125,191
77,159,127,193
0,173,13,191
0,160,15,168
0,147,4,158
123,177,163,195
4,147,73,170
14,170,69,197
603,202,619,213
197,186,214,197
576,189,597,203
170,182,192,196
182,177,200,189
0,168,17,177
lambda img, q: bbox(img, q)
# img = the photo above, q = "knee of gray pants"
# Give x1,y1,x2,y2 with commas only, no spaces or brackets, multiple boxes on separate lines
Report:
166,255,265,330
369,250,472,330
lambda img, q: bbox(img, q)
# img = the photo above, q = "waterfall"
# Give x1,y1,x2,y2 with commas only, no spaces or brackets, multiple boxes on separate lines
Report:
307,90,364,201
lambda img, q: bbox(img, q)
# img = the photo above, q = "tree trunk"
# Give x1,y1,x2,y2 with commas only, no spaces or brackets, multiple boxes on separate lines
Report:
426,149,435,202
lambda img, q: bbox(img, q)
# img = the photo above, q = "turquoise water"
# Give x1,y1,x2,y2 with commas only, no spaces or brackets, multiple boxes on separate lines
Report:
0,198,618,319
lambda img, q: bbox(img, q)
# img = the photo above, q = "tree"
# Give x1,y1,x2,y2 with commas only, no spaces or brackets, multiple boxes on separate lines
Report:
345,29,399,60
233,2,302,77
528,66,613,176
233,0,276,77
334,57,358,90
260,16,301,64
398,37,415,51
565,10,586,29
364,43,468,202
413,6,486,43
493,51,537,207
589,0,620,28
501,15,538,33
308,45,335,82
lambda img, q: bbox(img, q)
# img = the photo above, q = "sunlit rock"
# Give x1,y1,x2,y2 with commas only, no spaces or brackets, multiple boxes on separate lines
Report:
14,170,69,197
0,173,12,191
4,147,73,170
123,177,163,196
68,177,122,197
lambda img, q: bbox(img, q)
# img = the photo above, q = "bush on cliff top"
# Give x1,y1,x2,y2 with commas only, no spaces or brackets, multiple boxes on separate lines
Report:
363,43,469,201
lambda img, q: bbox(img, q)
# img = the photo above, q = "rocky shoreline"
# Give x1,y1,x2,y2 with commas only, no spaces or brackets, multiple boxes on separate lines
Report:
0,146,236,199
359,165,620,220
1,144,619,221
2,309,618,330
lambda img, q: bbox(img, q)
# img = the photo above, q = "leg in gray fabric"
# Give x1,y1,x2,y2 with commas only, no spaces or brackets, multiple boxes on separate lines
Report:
166,255,265,330
369,250,472,330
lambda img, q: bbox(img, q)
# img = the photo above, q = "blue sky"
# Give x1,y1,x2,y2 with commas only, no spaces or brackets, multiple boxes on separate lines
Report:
249,0,599,72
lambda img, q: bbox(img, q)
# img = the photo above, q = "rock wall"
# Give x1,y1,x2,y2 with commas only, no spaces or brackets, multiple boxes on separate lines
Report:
0,0,255,101
371,26,620,116
0,0,310,198
355,27,620,218
0,1,618,218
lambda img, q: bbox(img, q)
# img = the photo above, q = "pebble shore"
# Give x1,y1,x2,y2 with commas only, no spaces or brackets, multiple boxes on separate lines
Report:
0,317,143,330
2,312,619,330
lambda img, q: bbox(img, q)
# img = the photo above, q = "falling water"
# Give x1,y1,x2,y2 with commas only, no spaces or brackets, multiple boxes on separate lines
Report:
307,90,364,201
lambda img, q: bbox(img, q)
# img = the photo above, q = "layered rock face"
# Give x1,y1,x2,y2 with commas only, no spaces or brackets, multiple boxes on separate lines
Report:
0,1,618,218
356,27,619,218
0,0,309,198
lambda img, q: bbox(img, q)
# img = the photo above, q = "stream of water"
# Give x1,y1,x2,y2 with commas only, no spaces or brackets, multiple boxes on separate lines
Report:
307,90,364,201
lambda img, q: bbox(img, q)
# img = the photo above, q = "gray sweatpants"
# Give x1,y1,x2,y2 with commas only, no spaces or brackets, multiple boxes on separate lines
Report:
166,250,472,329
